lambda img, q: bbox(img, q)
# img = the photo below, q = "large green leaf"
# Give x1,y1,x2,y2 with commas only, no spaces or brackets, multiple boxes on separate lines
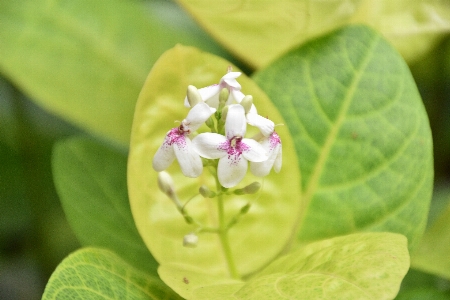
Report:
42,247,182,300
253,25,434,250
128,45,301,278
160,233,409,299
52,136,158,275
178,0,450,69
0,0,228,145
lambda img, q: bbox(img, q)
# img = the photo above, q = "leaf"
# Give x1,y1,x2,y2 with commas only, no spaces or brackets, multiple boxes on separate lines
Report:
411,198,450,280
0,0,228,145
42,247,182,300
158,263,244,300
164,233,409,299
178,0,450,69
396,268,450,300
237,233,409,300
127,45,301,278
52,136,158,275
253,25,434,250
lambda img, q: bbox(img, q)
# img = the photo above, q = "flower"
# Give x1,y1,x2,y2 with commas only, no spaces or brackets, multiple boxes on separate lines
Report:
184,71,245,109
152,102,215,177
250,131,282,177
192,104,268,188
246,112,275,137
240,95,274,137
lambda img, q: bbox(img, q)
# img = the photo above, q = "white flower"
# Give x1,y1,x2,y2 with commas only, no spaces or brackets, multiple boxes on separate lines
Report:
246,112,275,137
152,103,215,177
184,72,245,109
240,94,274,137
192,105,267,188
250,131,282,177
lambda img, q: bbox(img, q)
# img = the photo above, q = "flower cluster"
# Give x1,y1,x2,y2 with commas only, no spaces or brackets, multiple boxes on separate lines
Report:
153,70,282,188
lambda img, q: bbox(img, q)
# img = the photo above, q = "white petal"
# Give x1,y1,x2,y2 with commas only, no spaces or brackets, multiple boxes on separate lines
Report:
218,155,248,188
192,133,227,159
184,102,216,132
173,137,203,177
230,89,245,104
246,113,274,137
200,85,221,109
184,84,220,108
225,104,246,138
248,104,257,115
274,144,282,173
221,72,242,89
152,133,176,171
241,138,268,162
249,143,280,177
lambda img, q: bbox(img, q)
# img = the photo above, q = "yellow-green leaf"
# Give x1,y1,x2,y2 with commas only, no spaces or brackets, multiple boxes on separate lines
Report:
178,0,450,69
127,45,301,279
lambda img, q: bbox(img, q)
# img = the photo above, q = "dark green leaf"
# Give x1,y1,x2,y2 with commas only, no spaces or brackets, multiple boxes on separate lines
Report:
52,136,158,275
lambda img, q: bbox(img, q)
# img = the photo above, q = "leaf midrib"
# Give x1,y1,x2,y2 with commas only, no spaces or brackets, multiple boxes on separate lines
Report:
285,34,381,251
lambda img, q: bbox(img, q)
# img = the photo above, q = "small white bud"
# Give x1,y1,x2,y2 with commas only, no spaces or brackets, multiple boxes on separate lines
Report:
157,171,175,196
183,233,198,248
157,171,182,207
240,95,253,114
186,85,202,107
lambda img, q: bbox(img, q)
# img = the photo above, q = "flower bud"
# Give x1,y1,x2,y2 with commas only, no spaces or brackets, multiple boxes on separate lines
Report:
218,88,229,111
157,171,182,208
199,185,216,198
157,171,176,197
233,181,261,195
183,233,198,248
240,203,251,214
240,95,253,114
205,116,214,129
220,105,229,123
186,85,202,107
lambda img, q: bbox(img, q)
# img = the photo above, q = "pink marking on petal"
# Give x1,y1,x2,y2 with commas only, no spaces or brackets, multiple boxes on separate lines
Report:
218,136,250,165
164,127,187,149
269,132,281,150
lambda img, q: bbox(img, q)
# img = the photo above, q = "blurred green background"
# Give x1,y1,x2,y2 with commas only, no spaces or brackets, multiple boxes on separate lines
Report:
1,0,450,299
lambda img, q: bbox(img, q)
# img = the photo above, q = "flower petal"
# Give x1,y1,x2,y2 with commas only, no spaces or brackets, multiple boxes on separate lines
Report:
246,113,274,137
173,137,203,177
229,89,245,104
152,135,176,171
184,102,216,132
184,84,220,108
225,104,246,138
221,72,242,89
241,138,268,162
250,143,280,177
218,154,248,188
192,133,227,159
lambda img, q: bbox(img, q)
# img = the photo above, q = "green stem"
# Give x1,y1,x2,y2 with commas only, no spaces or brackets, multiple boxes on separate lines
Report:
217,192,240,279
